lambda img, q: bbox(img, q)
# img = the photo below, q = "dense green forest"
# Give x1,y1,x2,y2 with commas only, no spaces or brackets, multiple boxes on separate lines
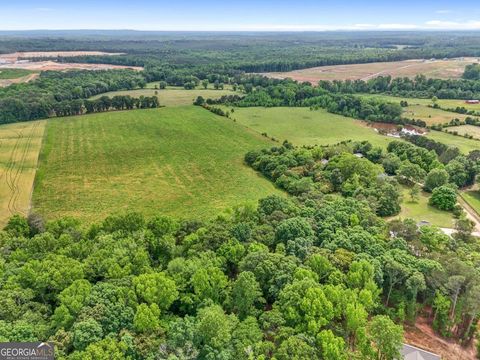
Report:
3,31,480,72
1,185,479,359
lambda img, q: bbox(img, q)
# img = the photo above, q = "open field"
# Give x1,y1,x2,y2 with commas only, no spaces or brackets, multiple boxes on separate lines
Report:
266,58,479,83
359,94,480,125
360,94,480,112
403,105,478,125
0,120,46,227
0,69,39,87
226,106,397,148
426,130,480,153
0,51,141,72
395,186,454,228
461,190,480,216
91,87,238,106
446,125,480,139
32,106,283,222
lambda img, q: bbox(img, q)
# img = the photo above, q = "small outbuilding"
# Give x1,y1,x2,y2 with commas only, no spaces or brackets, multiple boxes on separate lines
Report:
400,344,441,360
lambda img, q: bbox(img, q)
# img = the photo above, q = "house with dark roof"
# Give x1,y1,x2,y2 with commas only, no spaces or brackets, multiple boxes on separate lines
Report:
401,344,441,360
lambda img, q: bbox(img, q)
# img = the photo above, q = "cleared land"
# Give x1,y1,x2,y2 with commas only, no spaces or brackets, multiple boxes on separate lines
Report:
226,107,396,148
32,106,283,222
395,186,454,228
0,69,39,87
0,51,141,72
446,125,480,139
426,130,480,153
91,87,238,106
266,58,479,83
0,120,46,227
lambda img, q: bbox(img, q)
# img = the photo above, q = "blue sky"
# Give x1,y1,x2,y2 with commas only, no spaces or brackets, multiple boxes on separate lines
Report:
1,0,480,31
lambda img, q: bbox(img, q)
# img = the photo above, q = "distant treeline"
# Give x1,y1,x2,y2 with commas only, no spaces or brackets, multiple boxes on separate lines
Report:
0,69,148,124
317,75,480,100
7,31,480,73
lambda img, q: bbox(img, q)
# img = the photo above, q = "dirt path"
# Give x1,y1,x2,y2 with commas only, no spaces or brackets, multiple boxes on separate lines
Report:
404,317,477,360
458,195,480,232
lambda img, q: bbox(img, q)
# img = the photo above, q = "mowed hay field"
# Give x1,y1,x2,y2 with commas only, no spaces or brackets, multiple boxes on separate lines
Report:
266,58,479,83
0,120,46,226
227,107,395,148
91,87,238,107
32,106,283,222
446,125,480,140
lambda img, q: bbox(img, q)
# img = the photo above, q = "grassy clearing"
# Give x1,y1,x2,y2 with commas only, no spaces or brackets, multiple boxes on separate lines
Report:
0,68,35,79
359,94,478,126
33,106,283,222
91,87,238,106
0,120,46,227
395,186,454,227
226,107,395,148
461,190,480,216
446,125,480,140
425,130,480,153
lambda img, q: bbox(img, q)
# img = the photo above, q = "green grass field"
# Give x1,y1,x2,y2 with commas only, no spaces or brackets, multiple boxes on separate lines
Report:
395,186,454,227
32,106,283,222
91,87,238,106
446,125,480,140
0,68,35,79
359,94,479,125
461,190,480,216
426,130,480,153
227,107,395,148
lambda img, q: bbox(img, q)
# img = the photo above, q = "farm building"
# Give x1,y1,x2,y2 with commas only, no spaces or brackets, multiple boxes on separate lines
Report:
465,100,479,104
400,344,441,360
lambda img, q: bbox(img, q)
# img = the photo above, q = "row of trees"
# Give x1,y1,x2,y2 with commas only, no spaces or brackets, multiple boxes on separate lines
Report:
0,69,147,124
318,74,480,100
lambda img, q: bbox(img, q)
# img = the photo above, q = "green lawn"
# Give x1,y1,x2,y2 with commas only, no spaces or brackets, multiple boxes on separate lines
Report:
91,87,238,106
0,68,35,79
33,106,283,222
461,190,480,215
426,130,480,153
227,107,395,148
395,186,454,227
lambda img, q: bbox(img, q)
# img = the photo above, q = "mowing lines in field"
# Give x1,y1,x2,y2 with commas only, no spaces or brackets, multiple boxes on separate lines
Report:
0,121,46,226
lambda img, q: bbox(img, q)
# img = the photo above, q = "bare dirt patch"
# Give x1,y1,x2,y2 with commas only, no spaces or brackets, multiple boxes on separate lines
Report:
266,58,480,83
404,316,477,360
0,51,142,73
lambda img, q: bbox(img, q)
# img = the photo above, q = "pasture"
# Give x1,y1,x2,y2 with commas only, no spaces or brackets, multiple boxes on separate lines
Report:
0,120,46,227
359,94,479,126
226,107,395,148
446,125,480,140
91,87,238,106
32,106,283,222
266,58,478,83
426,130,480,153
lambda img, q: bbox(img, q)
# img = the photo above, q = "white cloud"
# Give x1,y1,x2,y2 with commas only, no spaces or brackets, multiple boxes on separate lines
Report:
435,10,452,14
377,23,419,29
425,20,480,29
